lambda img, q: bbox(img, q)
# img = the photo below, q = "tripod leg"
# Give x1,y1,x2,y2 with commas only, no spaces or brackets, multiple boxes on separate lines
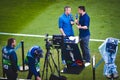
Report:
48,59,53,73
46,58,49,80
50,52,60,76
42,59,46,79
57,49,61,77
42,53,48,80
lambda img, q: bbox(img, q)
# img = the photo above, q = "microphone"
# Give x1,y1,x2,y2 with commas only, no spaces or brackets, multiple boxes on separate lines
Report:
70,15,74,25
70,15,74,21
75,13,79,25
75,13,78,19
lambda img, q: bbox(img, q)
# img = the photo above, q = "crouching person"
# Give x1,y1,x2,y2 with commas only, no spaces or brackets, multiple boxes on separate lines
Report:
25,46,43,80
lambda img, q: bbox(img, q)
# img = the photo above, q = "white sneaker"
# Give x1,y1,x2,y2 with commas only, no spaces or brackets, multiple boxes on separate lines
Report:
61,70,64,73
85,62,91,67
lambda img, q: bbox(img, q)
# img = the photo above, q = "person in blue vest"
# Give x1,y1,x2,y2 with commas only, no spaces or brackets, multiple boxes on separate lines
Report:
2,38,18,80
25,46,43,80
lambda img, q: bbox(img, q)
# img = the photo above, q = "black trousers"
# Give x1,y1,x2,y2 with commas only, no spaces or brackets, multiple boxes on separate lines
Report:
4,68,17,80
27,70,40,80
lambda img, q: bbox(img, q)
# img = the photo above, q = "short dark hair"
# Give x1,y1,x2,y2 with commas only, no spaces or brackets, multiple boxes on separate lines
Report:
78,6,85,12
7,38,15,47
64,6,71,12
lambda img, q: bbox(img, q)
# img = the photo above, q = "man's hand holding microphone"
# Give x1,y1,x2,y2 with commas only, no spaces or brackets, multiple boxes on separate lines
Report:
75,13,83,29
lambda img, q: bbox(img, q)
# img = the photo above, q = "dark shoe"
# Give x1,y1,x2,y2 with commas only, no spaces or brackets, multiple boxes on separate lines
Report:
113,73,119,79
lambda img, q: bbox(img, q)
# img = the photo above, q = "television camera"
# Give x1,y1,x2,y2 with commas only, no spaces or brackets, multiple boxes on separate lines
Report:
45,34,64,49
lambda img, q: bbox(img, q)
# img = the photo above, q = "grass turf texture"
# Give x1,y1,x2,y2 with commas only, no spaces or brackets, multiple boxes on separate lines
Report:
0,0,120,80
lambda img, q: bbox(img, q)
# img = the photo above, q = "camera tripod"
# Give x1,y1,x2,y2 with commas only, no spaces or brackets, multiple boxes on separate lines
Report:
55,46,61,77
42,35,60,80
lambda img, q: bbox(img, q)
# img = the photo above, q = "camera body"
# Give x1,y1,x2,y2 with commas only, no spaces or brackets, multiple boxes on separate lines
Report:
52,35,64,49
45,34,64,49
106,38,118,53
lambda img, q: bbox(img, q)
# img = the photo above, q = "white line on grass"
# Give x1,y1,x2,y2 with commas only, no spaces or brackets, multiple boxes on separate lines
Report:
0,32,119,43
0,32,52,38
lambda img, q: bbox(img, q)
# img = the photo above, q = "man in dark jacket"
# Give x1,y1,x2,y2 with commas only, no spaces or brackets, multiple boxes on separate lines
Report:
2,38,18,80
76,6,91,67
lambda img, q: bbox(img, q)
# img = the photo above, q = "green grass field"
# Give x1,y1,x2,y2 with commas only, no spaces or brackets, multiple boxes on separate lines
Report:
0,0,120,80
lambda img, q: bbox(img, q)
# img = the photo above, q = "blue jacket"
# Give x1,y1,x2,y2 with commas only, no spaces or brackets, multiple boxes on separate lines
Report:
27,46,41,77
2,46,18,72
59,13,74,36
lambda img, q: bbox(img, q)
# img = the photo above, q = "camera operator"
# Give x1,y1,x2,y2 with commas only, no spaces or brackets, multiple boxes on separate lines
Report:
25,46,43,80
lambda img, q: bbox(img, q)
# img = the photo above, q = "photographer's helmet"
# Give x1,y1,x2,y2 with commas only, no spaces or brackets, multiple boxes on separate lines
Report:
33,46,43,58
